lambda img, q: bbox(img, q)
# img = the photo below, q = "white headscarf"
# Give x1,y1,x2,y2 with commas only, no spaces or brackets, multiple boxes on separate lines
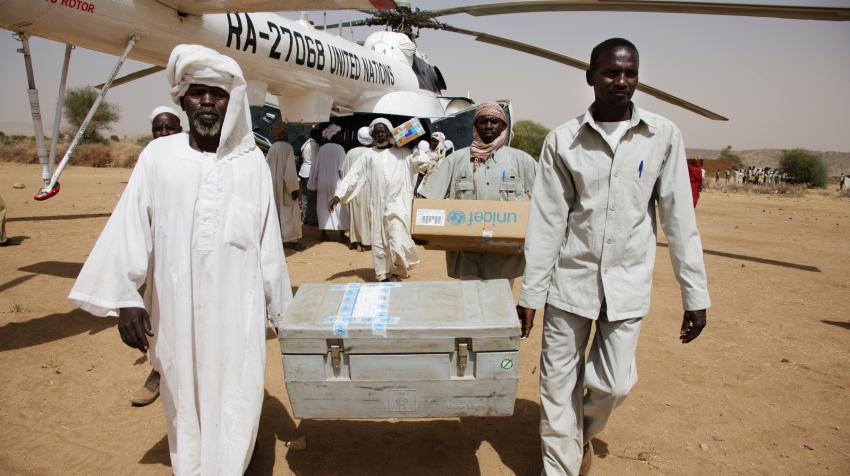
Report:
444,140,454,151
148,106,180,123
357,126,373,146
369,117,393,134
166,44,254,157
322,124,342,141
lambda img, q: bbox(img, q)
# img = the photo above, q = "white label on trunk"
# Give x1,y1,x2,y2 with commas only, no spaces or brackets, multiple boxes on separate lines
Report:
416,208,446,226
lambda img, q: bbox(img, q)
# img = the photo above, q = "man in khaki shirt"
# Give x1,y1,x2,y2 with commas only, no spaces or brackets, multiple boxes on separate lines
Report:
516,38,710,475
418,102,536,281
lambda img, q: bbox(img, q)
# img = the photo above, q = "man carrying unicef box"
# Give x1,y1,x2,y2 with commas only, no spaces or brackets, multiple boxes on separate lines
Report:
417,101,536,284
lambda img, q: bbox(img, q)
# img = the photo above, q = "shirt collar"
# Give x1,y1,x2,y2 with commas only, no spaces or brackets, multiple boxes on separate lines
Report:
579,102,656,138
462,145,503,164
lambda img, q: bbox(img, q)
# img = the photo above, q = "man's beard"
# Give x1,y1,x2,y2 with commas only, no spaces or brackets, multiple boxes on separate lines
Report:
191,110,223,137
374,138,390,147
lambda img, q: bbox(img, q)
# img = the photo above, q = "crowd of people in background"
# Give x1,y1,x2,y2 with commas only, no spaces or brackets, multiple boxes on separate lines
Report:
729,166,789,185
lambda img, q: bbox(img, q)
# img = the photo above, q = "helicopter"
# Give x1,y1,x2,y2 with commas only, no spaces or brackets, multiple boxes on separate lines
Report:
1,1,847,200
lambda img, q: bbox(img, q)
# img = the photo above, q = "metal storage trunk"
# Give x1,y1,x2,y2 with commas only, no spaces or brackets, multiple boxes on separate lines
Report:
278,280,521,419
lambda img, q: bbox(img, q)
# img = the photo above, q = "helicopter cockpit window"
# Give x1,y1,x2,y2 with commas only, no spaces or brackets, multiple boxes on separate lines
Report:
412,56,446,94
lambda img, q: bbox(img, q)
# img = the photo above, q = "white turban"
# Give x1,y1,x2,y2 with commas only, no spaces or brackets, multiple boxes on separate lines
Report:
444,140,454,151
322,124,342,141
166,44,253,156
357,126,373,146
148,106,180,123
417,140,430,153
369,117,393,134
167,46,235,104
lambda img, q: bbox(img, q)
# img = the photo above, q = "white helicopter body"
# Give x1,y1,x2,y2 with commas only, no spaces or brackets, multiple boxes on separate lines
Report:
1,0,448,122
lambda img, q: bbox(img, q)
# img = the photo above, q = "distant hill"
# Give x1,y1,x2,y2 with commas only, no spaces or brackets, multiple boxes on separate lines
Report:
686,148,850,177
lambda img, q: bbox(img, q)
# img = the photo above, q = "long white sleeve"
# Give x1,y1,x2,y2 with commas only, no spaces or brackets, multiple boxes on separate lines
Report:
656,127,711,311
68,151,154,317
258,160,293,328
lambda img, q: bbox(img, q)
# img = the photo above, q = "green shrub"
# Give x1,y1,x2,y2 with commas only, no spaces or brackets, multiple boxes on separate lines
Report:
717,145,744,169
779,149,827,188
511,120,550,159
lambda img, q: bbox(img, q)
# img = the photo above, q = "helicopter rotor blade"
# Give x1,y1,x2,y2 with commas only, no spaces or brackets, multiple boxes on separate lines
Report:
437,23,728,120
427,1,850,22
94,66,164,90
314,18,374,30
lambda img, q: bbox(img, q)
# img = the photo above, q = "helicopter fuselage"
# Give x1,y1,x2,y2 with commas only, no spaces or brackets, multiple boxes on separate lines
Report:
2,0,448,121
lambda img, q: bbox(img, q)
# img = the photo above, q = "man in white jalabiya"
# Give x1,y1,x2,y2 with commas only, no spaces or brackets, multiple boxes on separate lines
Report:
68,44,292,475
266,120,305,251
309,124,349,241
414,131,448,189
129,105,185,408
330,118,422,282
342,126,374,251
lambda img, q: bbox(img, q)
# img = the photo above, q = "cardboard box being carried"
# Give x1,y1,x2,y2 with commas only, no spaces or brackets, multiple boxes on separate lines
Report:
278,280,521,419
411,198,529,254
391,117,425,147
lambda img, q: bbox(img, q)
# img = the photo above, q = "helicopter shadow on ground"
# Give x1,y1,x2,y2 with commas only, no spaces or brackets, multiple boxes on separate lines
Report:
139,434,170,468
18,260,83,279
0,308,114,352
325,267,376,282
280,398,543,476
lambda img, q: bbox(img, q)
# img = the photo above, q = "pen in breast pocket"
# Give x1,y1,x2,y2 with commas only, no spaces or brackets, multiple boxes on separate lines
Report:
638,160,644,178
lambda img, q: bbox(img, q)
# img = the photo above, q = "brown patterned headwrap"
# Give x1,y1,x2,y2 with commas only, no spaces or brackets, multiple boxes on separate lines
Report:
470,102,507,167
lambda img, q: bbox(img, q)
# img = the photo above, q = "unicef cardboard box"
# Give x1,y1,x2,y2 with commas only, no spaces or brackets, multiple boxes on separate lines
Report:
410,198,529,254
278,280,520,419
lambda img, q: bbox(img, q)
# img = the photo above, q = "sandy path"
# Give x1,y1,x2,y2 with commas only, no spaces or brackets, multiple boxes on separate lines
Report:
1,162,848,475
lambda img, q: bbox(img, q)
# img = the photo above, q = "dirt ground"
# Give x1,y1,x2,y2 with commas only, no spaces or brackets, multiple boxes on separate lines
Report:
1,161,848,475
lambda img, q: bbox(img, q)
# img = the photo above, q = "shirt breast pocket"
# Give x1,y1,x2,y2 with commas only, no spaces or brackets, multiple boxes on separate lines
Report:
499,179,525,201
454,178,474,199
223,195,261,254
633,158,661,202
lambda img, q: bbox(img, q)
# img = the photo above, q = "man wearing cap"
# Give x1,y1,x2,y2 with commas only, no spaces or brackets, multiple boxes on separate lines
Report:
516,38,709,475
330,118,421,282
342,126,374,251
68,44,292,474
309,124,349,241
418,101,536,283
267,120,305,251
128,106,185,408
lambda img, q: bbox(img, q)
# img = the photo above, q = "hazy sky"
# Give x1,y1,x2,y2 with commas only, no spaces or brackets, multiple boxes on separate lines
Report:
1,0,848,151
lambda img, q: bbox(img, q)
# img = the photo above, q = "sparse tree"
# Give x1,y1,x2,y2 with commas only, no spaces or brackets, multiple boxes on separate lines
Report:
717,145,744,169
63,87,120,143
511,120,550,159
779,148,827,188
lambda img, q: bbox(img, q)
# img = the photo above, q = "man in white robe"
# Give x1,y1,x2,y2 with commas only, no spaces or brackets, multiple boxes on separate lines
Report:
266,120,304,251
68,44,292,475
342,126,373,250
130,105,185,408
330,118,421,282
308,124,349,240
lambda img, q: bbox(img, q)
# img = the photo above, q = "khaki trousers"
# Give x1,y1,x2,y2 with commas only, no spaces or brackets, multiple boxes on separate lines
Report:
540,305,642,475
